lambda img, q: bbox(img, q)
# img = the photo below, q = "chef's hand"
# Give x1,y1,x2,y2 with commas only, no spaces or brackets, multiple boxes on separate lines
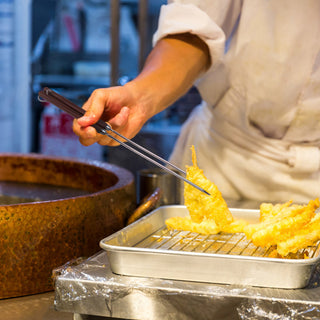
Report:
73,82,150,146
73,33,210,147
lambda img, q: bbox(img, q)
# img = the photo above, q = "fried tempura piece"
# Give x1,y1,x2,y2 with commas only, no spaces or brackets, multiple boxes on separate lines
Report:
165,146,320,258
252,205,316,247
184,146,233,228
245,199,319,249
243,199,317,239
166,216,248,235
277,212,320,256
221,219,249,233
260,200,294,222
165,216,220,235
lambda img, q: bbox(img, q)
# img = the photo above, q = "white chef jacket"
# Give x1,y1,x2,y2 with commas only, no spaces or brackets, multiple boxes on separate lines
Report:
153,0,320,202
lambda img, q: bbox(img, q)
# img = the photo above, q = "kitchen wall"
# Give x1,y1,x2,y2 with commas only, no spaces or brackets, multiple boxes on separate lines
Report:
31,0,165,162
0,0,201,176
0,0,31,153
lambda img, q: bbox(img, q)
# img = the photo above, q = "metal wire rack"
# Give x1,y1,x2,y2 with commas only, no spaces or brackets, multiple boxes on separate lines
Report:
135,227,320,259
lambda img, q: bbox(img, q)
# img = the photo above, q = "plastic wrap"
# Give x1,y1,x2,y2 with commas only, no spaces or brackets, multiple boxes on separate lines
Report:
54,251,320,320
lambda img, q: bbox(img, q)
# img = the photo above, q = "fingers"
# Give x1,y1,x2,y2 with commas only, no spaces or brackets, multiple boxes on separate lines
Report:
73,89,109,146
72,86,139,147
97,107,130,146
74,119,119,147
73,107,131,147
109,106,130,128
73,120,97,146
77,89,106,127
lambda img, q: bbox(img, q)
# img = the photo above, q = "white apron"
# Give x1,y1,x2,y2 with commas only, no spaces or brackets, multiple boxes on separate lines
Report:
154,0,320,202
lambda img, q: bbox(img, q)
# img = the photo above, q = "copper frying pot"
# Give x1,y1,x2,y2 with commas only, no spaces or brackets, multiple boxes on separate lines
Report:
0,153,135,299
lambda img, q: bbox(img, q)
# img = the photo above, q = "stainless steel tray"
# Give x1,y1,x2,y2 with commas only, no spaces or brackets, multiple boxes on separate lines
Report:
100,205,320,289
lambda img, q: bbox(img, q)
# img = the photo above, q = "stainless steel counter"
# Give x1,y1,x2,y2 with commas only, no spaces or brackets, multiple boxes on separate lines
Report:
0,292,72,320
54,251,320,320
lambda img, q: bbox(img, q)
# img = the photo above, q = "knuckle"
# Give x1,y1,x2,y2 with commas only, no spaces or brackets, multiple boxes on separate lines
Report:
92,88,105,100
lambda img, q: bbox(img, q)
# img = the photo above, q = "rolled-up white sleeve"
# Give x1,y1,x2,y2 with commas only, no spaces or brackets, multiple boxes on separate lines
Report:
153,2,231,70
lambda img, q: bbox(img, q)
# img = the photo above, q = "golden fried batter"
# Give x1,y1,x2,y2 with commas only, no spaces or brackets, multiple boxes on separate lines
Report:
166,216,220,234
244,200,314,239
251,204,316,247
244,198,319,252
164,146,320,258
166,216,248,235
184,146,233,228
277,212,320,256
221,219,249,233
260,200,294,222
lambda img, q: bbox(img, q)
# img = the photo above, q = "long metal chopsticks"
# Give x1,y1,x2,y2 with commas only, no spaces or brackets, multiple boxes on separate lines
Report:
38,87,210,196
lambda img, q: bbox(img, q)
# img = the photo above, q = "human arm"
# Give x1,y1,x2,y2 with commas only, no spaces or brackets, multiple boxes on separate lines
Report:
73,32,210,146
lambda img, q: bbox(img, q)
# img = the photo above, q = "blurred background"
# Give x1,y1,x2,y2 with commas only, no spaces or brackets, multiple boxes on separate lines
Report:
1,0,201,176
